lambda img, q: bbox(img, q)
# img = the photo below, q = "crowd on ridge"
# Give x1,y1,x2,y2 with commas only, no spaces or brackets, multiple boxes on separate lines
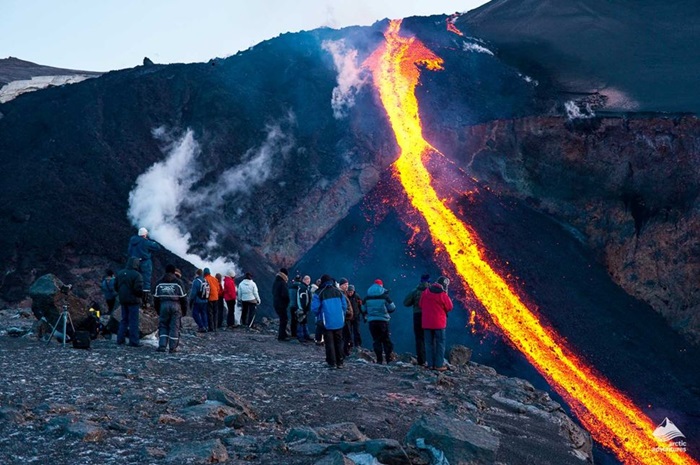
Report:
101,227,454,369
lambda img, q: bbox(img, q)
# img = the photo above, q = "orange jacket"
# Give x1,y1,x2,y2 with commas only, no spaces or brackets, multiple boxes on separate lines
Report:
205,274,221,301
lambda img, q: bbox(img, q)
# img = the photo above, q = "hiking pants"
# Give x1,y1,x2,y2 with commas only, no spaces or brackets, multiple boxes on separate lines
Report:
207,301,217,332
369,320,393,364
241,301,257,327
225,300,237,326
275,306,288,340
414,312,426,366
158,302,181,350
192,301,208,331
425,328,446,369
324,328,344,367
117,304,140,345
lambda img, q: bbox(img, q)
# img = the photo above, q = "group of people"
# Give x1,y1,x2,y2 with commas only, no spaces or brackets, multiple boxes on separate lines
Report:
270,267,455,371
104,228,456,369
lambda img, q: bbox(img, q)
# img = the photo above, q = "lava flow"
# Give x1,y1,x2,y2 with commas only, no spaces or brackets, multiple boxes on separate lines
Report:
364,19,696,465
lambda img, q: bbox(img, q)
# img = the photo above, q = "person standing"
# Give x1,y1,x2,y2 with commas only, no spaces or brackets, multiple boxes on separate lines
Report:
154,264,187,353
114,257,144,347
272,267,290,341
338,278,354,356
100,269,118,314
215,272,225,329
188,269,209,332
223,270,238,328
203,268,220,332
295,275,313,343
312,275,347,368
238,272,260,327
365,279,396,364
127,227,162,306
420,276,454,371
346,284,364,349
403,273,431,367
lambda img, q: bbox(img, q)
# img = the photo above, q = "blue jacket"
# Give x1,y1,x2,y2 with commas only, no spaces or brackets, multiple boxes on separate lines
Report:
188,276,209,305
365,283,396,322
127,235,161,261
311,281,346,330
101,276,117,300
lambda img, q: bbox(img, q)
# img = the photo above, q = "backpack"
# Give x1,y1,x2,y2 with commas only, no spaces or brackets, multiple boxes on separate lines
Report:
197,277,210,300
154,282,186,301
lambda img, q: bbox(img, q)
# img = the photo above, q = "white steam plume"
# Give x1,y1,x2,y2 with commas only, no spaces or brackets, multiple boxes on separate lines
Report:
322,39,367,119
127,129,239,274
187,117,295,209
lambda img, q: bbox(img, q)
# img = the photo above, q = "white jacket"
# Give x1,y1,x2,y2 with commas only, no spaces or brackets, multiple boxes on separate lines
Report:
237,279,260,304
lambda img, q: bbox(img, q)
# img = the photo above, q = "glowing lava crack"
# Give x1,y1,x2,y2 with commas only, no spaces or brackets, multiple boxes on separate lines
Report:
364,19,696,465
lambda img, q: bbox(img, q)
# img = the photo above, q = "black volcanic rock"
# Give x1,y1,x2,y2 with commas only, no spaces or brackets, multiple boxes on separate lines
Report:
460,0,700,113
0,316,593,465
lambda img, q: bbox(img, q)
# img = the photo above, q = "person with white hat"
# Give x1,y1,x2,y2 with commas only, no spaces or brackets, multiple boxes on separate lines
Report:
127,227,162,306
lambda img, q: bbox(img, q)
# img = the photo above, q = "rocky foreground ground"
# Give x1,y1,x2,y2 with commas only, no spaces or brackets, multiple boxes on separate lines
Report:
0,308,592,465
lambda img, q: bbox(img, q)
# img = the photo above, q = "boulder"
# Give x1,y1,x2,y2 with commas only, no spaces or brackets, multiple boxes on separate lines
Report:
406,414,499,464
29,274,89,329
166,439,228,464
207,386,257,420
314,450,354,465
448,345,473,368
315,422,367,443
107,306,159,338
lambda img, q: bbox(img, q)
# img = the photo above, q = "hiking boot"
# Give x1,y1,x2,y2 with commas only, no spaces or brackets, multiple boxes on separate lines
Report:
156,347,166,352
169,348,178,353
128,343,143,348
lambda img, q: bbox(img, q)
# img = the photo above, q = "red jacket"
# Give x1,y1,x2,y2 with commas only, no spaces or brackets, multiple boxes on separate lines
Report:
223,276,237,301
419,283,453,329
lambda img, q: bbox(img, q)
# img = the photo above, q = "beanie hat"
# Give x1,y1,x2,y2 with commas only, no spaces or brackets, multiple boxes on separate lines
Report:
420,274,430,283
436,276,450,290
227,270,236,277
374,279,383,286
347,284,355,292
338,277,348,285
165,264,176,273
320,274,333,284
280,267,288,275
138,227,148,237
203,268,211,275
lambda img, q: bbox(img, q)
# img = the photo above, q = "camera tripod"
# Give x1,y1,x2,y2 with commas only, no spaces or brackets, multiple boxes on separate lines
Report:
45,303,75,347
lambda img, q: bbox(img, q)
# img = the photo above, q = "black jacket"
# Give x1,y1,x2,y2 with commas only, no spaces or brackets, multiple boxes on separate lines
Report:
115,257,144,305
272,272,290,311
154,272,188,315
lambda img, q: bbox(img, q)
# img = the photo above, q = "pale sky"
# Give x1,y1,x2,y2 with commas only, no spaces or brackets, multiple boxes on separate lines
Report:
1,0,489,72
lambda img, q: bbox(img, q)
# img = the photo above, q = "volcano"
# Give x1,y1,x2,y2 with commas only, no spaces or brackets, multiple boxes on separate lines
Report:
1,2,699,464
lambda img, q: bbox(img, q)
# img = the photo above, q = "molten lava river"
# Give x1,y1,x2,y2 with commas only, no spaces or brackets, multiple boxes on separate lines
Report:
364,19,696,465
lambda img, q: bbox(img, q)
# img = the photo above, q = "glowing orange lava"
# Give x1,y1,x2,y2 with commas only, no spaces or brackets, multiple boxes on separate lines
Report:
365,19,696,465
446,14,464,36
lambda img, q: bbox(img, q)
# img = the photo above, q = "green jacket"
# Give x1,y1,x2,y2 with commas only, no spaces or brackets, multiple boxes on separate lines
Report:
403,281,429,314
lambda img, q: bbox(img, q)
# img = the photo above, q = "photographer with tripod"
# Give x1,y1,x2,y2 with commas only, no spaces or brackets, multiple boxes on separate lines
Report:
115,257,144,347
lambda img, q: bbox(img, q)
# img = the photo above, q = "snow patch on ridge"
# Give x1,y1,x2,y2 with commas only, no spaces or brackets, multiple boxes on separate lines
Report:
0,75,94,103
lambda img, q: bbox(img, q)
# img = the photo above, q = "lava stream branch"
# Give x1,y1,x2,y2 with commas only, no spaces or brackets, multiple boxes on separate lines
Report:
365,19,696,465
